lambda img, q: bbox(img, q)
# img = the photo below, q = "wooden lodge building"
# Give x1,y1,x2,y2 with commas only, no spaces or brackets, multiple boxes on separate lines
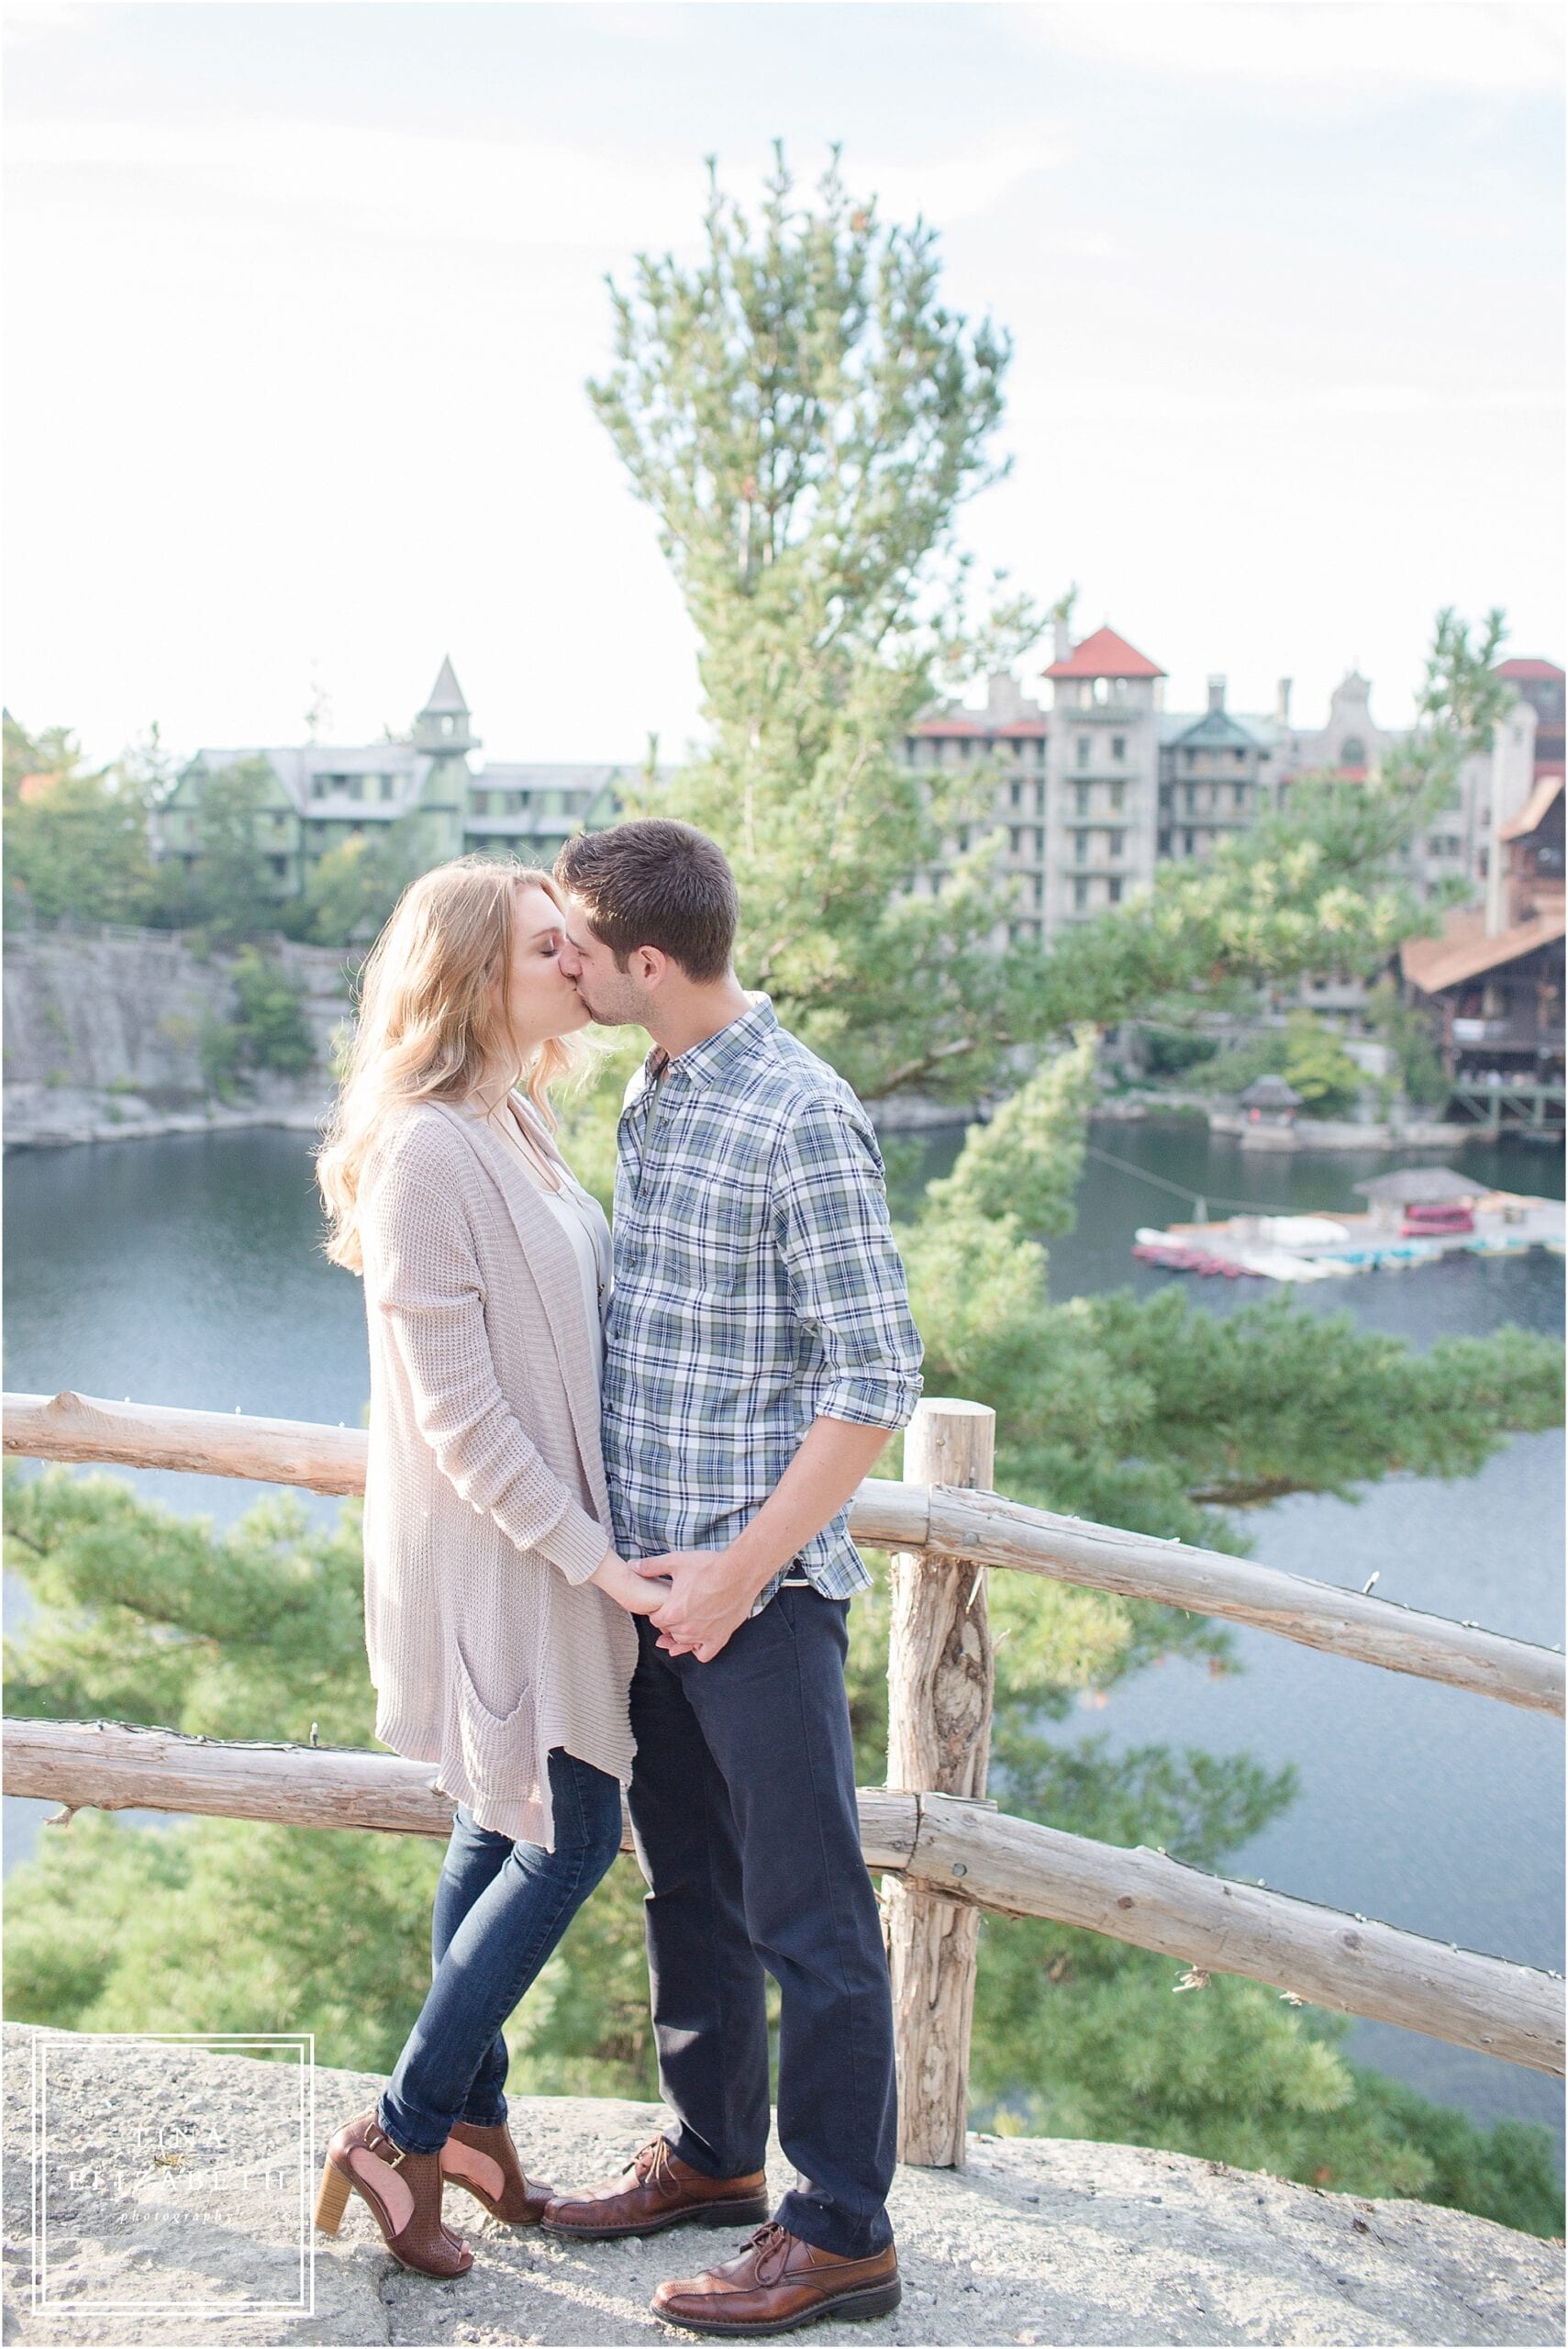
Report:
1401,680,1565,1093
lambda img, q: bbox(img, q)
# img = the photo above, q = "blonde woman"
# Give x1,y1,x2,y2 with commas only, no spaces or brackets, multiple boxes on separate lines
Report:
311,856,659,2280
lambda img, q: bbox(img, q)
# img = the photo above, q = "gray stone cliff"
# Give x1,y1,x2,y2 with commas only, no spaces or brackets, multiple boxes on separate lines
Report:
3,927,349,1147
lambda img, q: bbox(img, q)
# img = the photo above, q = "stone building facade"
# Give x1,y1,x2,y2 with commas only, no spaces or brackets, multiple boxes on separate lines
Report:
1041,624,1164,933
906,631,1564,969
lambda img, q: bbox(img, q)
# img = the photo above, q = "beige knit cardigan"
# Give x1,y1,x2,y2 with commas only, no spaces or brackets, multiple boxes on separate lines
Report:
357,1098,637,1850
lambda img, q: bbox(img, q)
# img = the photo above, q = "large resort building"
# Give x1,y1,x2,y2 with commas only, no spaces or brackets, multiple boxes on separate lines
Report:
157,660,628,899
905,628,1562,957
156,640,1563,1087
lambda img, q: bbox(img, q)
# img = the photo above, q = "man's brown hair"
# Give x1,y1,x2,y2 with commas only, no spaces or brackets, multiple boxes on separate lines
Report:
555,818,739,982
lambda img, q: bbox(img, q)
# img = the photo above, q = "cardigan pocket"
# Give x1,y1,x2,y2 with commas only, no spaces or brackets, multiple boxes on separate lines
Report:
448,1634,535,1813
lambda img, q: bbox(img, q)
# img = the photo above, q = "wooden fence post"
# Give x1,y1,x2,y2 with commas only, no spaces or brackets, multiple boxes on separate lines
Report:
883,1396,996,2167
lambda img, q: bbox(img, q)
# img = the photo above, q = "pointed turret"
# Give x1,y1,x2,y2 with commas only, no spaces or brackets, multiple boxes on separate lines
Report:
414,657,478,754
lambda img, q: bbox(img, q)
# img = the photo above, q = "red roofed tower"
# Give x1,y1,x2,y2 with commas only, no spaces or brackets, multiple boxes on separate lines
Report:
1496,658,1565,778
1040,619,1165,936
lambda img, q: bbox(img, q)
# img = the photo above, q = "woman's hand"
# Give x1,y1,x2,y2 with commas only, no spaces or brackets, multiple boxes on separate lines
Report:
588,1545,670,1616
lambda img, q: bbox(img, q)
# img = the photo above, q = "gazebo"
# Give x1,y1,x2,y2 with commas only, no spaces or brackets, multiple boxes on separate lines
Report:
1239,1073,1303,1129
1353,1166,1483,1233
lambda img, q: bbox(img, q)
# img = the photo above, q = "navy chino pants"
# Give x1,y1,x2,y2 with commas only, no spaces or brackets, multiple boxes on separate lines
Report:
626,1584,897,2260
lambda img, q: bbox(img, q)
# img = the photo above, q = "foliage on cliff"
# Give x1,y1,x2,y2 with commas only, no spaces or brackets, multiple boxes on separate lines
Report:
3,718,157,929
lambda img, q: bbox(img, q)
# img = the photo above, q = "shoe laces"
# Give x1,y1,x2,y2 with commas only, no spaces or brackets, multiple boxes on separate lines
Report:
628,2137,669,2183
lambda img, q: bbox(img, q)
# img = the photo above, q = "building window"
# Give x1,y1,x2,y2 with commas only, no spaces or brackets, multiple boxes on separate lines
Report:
1183,829,1195,855
1107,876,1123,905
1033,873,1044,906
1111,736,1126,762
1074,782,1089,816
1340,736,1365,767
1110,782,1125,811
310,774,328,799
1009,828,1022,855
1184,749,1197,770
1158,784,1172,811
1109,830,1124,859
1235,747,1247,764
1076,736,1091,768
1010,779,1022,807
1234,782,1246,807
441,714,455,735
269,855,288,879
381,775,397,802
1158,829,1173,856
1184,785,1195,813
1073,877,1089,909
1034,828,1044,857
1035,780,1046,813
1074,831,1088,863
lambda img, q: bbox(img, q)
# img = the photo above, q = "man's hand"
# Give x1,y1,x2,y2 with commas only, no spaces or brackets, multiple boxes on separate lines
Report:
633,1549,764,1663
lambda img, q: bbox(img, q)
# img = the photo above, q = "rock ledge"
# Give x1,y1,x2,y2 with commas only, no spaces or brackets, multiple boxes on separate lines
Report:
3,2025,1560,2346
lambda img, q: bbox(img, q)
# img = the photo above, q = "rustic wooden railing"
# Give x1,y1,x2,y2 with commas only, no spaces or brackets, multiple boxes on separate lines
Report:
5,1388,1564,2171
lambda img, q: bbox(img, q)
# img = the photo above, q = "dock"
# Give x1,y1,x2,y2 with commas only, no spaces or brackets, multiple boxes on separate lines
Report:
1133,1189,1565,1282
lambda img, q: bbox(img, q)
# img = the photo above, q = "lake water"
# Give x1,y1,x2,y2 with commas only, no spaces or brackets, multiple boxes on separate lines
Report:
4,1119,1562,2162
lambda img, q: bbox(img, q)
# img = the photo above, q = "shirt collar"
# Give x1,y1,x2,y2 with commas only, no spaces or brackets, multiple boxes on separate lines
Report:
641,993,777,1096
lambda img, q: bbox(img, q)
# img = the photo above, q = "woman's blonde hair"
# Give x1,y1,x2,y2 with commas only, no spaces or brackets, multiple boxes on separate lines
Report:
317,855,584,1271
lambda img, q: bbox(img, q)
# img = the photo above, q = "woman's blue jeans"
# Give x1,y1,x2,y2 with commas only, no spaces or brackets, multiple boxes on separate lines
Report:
378,1746,624,2154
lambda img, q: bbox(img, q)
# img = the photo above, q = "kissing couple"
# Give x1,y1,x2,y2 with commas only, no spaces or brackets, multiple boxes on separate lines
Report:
312,818,923,2335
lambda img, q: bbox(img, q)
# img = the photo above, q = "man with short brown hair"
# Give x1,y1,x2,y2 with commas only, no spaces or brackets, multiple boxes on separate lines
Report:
544,818,921,2336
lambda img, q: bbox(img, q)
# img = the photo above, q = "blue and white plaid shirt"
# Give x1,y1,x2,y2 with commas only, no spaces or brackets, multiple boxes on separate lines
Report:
602,996,923,1610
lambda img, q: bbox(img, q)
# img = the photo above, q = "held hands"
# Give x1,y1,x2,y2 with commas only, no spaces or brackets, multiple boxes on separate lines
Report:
631,1549,760,1663
588,1546,670,1617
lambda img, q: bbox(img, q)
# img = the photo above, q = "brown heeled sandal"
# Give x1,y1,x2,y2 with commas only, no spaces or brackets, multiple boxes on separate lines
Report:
439,2119,554,2225
315,2109,473,2279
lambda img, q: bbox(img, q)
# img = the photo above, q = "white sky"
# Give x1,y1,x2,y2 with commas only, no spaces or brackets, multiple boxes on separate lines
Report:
5,1,1562,770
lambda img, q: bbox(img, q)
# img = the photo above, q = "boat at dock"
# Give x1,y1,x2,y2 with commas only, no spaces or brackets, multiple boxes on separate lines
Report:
1131,1188,1564,1282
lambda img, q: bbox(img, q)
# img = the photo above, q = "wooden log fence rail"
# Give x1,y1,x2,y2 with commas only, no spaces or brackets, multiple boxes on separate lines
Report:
6,1716,1562,2083
5,1389,1564,2168
7,1389,1563,1717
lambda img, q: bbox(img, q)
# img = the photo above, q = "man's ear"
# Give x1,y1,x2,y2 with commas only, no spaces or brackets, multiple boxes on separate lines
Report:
634,946,671,992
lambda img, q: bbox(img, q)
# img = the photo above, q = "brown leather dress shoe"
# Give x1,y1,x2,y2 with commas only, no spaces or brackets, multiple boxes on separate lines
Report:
541,2135,771,2241
439,2119,553,2225
651,2221,901,2335
314,2109,473,2280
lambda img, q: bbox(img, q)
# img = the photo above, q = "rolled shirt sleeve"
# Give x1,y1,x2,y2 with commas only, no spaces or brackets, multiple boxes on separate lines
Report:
769,1097,924,1431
